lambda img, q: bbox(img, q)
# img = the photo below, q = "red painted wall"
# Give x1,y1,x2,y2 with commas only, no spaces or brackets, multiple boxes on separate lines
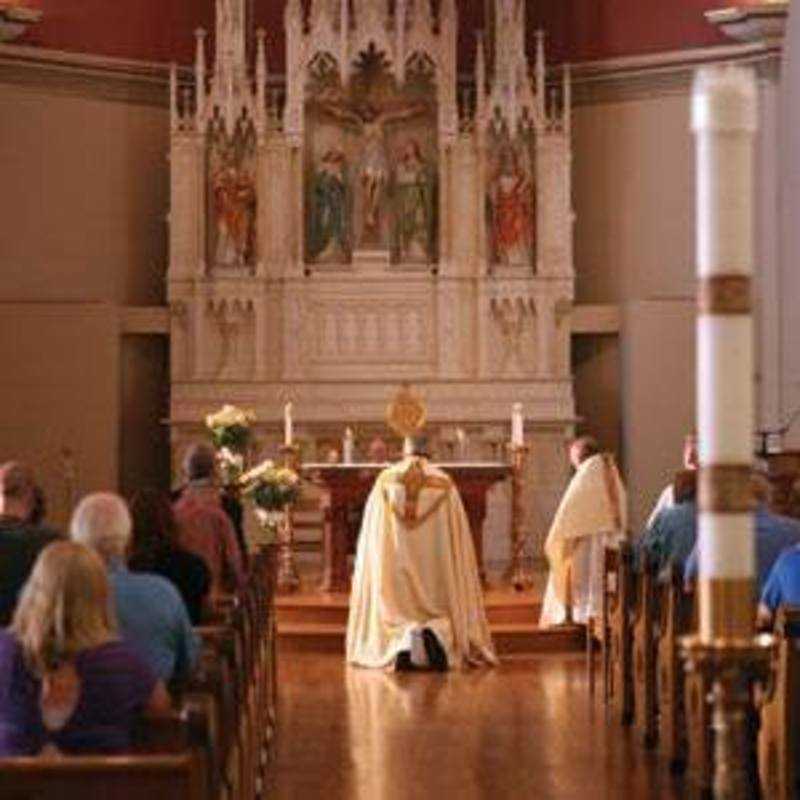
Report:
19,0,728,69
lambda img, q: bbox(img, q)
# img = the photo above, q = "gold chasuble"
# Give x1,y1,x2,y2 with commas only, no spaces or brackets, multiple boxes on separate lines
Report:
346,456,498,670
540,453,628,627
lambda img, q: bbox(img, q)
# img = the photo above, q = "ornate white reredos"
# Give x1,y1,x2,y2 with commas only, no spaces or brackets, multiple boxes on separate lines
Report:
167,0,576,555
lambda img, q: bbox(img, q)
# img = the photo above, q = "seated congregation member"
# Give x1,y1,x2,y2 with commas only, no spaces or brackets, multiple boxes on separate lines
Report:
540,436,628,627
684,476,800,593
347,436,497,671
173,444,244,596
71,493,199,684
758,543,800,629
129,489,211,625
0,542,171,756
637,469,697,580
0,462,60,626
645,432,698,527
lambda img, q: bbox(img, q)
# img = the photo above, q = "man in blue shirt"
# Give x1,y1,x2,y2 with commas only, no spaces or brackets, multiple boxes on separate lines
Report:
637,470,697,580
683,506,800,594
758,545,800,627
70,492,199,684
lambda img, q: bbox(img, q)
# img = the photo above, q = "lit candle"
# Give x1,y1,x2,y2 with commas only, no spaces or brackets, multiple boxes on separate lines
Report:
284,401,293,447
343,427,354,464
511,403,524,447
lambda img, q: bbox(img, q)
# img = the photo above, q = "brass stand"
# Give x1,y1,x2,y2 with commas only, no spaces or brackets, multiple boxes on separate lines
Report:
505,443,533,591
682,635,774,800
276,444,301,594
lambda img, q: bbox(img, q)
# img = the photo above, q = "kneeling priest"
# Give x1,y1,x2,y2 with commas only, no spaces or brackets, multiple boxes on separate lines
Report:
346,435,497,671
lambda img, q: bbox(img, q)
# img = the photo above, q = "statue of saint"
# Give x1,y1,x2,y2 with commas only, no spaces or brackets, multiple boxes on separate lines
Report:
307,148,351,263
392,138,436,263
488,146,534,267
313,89,429,249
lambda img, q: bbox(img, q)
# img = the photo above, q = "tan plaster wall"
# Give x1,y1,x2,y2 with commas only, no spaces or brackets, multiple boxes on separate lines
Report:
0,76,171,522
0,303,119,530
572,89,697,530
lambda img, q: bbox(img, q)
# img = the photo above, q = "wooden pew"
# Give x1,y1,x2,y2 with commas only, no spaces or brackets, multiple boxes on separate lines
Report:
656,563,693,772
606,541,634,725
759,606,800,800
633,558,658,747
600,546,619,702
0,711,210,800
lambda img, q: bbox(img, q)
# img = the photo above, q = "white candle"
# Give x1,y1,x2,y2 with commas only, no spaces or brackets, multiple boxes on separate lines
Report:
343,427,354,464
692,65,757,642
511,403,524,447
456,427,467,459
284,401,293,446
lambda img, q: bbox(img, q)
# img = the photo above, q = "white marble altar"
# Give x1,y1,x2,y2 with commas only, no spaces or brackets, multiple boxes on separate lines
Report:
167,0,576,568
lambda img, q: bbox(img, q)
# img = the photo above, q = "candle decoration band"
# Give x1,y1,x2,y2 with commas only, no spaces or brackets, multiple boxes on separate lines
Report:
698,464,756,514
698,577,757,641
698,274,752,315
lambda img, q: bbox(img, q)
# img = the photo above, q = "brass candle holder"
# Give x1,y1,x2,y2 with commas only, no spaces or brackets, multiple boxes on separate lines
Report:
681,634,774,799
506,443,533,591
276,443,301,594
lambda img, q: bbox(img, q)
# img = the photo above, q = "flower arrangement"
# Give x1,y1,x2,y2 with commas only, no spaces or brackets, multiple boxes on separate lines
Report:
240,459,301,513
205,404,255,452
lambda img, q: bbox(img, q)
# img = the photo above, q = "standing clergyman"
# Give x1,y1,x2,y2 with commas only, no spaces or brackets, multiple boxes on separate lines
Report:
540,436,628,627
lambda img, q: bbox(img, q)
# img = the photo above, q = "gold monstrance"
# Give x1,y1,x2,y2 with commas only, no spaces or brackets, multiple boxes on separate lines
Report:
386,383,427,440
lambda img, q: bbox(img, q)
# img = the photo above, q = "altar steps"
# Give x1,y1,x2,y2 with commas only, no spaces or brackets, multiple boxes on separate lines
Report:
276,589,585,656
278,621,584,656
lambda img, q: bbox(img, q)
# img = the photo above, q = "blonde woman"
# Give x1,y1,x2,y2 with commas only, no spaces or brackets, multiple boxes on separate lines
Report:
0,541,170,756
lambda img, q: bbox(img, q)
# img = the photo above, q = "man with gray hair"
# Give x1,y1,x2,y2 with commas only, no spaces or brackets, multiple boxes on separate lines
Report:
173,443,244,595
71,492,198,684
0,462,59,625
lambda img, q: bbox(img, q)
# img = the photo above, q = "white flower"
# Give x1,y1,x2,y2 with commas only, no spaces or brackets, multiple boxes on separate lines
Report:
217,447,244,469
205,404,256,430
240,459,275,485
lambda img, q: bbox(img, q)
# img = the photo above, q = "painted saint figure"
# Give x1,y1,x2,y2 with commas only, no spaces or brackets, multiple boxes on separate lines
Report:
488,147,534,267
392,139,436,263
212,161,256,267
308,148,351,263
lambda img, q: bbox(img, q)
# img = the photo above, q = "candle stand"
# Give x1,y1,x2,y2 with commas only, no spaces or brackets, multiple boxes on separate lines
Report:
276,443,301,594
505,443,533,591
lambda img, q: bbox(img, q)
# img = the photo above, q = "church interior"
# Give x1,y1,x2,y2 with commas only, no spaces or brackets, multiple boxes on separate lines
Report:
1,0,799,797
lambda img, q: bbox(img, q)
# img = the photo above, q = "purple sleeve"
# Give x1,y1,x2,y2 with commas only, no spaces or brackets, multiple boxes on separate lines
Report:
130,650,159,711
87,642,158,714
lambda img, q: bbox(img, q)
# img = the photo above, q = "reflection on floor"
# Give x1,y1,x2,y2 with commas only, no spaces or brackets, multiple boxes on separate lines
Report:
266,651,684,800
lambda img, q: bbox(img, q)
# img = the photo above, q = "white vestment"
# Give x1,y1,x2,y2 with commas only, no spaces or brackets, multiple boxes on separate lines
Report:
540,453,628,627
346,457,498,669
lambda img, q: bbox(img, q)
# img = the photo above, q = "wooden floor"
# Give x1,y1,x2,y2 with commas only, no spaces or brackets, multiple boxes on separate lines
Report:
266,651,684,800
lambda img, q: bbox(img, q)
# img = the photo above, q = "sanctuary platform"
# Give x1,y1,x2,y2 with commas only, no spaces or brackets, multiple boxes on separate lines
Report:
276,568,583,658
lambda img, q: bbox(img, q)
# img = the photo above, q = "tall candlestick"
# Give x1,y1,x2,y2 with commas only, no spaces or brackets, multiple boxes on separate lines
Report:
284,401,293,447
692,65,757,643
343,427,354,464
682,66,771,800
511,403,524,447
